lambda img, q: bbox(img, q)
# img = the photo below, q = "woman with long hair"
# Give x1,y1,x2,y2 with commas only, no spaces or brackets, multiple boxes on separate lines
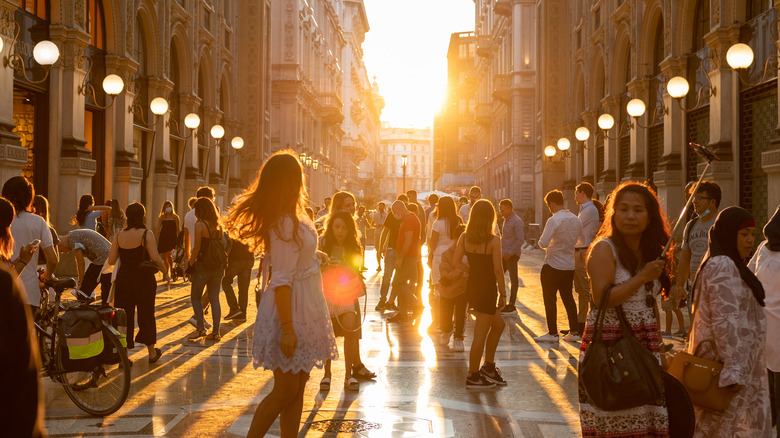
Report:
187,197,225,341
452,199,507,388
156,200,180,275
579,182,671,436
0,198,35,274
690,206,770,437
106,199,125,242
318,210,365,390
71,194,109,230
107,202,169,363
225,151,337,438
428,196,462,336
32,195,59,268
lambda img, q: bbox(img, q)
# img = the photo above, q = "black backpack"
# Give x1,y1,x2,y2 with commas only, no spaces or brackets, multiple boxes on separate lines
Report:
202,228,227,270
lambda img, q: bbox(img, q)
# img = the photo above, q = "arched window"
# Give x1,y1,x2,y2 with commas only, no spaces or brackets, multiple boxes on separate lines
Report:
17,0,48,20
85,0,105,50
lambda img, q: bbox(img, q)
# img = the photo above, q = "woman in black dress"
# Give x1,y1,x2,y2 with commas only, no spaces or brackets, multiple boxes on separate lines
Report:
108,203,170,363
452,199,507,388
155,200,180,276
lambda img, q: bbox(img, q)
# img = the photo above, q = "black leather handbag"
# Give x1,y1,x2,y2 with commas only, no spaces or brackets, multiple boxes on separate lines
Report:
579,284,665,411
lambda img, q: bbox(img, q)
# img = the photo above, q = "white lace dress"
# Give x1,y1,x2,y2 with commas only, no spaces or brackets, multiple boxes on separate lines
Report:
253,217,339,373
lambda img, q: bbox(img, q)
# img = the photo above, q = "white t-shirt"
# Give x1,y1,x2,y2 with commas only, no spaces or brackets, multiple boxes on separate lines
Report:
184,209,197,250
11,211,54,305
431,219,456,256
459,204,471,223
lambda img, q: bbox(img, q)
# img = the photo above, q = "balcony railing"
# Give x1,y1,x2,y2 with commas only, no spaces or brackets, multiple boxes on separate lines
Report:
492,73,511,104
319,92,344,124
477,35,492,58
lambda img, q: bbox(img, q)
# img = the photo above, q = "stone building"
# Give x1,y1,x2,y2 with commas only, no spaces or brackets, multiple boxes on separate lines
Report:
471,0,536,218
537,0,780,233
378,124,433,201
1,0,272,230
433,31,477,195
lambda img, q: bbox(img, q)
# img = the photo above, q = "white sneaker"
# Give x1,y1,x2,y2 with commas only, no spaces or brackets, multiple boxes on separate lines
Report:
452,338,465,352
188,317,212,330
439,331,453,346
534,333,559,343
562,333,581,342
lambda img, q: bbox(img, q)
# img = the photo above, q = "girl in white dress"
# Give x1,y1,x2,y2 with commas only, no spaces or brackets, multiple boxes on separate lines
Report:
225,151,338,438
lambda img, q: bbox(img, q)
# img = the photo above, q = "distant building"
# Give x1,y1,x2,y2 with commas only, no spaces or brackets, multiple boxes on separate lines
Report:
434,32,476,196
379,124,433,200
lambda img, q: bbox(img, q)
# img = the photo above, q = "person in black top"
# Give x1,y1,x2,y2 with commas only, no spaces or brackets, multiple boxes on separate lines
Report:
223,235,255,320
376,194,407,311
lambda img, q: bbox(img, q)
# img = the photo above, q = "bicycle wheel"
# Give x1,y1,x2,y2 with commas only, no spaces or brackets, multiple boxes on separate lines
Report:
57,325,131,416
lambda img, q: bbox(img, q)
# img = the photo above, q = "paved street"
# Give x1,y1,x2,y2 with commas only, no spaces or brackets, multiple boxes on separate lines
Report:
42,247,688,437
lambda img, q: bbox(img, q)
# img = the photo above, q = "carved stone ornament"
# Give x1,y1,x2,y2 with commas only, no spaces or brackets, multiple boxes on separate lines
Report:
126,1,134,55
75,0,86,29
63,44,87,70
285,2,294,61
712,1,720,26
0,7,14,39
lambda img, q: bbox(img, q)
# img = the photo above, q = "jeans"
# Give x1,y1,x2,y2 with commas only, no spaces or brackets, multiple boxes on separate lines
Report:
502,254,520,306
540,264,578,335
573,249,590,326
392,256,418,313
379,248,397,301
222,258,253,313
191,261,224,332
439,293,467,338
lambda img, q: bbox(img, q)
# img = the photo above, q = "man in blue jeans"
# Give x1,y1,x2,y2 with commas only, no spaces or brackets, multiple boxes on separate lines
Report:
498,199,524,314
223,237,254,321
376,194,407,311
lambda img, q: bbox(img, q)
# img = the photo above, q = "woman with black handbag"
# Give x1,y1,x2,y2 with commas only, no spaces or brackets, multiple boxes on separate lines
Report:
107,202,169,363
688,206,770,437
579,182,671,436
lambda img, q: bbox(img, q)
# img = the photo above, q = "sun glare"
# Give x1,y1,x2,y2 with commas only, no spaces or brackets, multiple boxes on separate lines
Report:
362,0,475,128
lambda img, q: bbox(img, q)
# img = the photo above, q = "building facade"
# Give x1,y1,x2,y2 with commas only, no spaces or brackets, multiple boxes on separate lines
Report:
536,0,779,235
378,124,433,200
1,0,272,230
433,31,477,196
471,0,536,218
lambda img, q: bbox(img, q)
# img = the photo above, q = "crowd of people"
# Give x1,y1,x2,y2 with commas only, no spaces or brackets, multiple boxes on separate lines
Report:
1,148,778,437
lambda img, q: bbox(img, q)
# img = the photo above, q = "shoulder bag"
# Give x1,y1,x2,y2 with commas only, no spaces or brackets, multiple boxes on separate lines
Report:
140,230,160,274
579,284,665,411
667,280,734,412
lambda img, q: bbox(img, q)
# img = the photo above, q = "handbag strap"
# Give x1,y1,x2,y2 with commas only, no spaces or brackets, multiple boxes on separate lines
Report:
591,283,615,343
685,272,724,362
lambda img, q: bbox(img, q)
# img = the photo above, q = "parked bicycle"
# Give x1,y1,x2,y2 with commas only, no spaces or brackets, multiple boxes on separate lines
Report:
34,276,131,416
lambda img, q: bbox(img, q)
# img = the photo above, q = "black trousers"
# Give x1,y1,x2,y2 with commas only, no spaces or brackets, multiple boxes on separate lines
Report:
114,272,157,349
502,254,520,305
222,258,253,313
540,264,578,335
80,263,113,305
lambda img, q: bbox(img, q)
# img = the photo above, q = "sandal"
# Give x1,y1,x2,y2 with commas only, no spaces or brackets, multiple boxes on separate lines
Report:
320,376,331,390
206,332,221,341
352,363,376,380
345,377,359,391
149,348,162,364
188,330,207,341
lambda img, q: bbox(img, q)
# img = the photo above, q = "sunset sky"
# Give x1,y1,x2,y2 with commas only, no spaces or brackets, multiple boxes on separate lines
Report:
362,0,475,129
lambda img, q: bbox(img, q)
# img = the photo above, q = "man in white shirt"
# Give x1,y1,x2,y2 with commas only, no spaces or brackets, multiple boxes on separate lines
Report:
372,202,388,272
535,190,581,343
570,182,599,341
459,186,482,223
184,186,215,329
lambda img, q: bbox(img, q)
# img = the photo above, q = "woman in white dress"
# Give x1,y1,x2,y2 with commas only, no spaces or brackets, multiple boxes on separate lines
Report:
226,151,338,438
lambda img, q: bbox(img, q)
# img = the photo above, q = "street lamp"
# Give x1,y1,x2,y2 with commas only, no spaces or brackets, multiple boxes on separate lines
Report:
202,124,225,182
223,136,244,205
401,154,408,193
3,22,60,84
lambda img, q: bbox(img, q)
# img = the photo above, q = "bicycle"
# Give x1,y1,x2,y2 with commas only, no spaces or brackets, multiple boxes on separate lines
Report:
34,276,131,416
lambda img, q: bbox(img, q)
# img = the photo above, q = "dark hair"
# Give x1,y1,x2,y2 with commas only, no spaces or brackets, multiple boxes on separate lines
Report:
436,196,462,240
224,151,307,252
576,182,595,199
196,186,215,199
499,198,513,209
397,193,409,203
188,197,197,208
159,200,175,218
1,176,34,216
72,194,94,226
330,191,356,215
0,197,15,260
459,196,468,204
593,199,606,223
408,203,419,214
110,199,122,219
595,182,671,295
544,190,564,206
378,201,386,208
321,210,362,268
125,202,146,229
305,206,315,221
407,189,418,199
469,186,481,195
695,181,722,208
32,195,50,225
465,199,496,244
428,194,439,205
194,197,221,232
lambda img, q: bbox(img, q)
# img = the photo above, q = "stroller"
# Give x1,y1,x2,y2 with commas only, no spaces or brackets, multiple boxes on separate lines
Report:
170,231,188,282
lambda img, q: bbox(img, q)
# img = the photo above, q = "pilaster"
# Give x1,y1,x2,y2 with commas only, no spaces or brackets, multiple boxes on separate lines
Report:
625,78,650,181
0,6,26,182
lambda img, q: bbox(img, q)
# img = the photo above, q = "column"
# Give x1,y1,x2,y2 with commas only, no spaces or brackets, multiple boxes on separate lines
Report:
144,77,175,221
595,97,619,197
655,56,687,222
580,110,597,185
107,55,142,209
768,7,780,217
177,94,203,212
0,7,28,184
625,78,650,181
202,107,224,191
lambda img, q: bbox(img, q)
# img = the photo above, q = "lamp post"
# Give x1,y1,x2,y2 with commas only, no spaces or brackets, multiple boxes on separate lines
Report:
401,154,408,193
203,124,224,184
223,136,244,205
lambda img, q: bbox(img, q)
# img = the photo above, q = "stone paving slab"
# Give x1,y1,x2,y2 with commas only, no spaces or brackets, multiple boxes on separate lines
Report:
43,247,695,437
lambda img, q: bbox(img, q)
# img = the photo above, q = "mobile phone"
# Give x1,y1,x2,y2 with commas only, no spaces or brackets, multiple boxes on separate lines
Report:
31,239,41,246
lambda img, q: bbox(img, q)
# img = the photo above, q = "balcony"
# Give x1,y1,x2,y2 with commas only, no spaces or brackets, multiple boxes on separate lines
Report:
492,73,511,104
494,0,512,17
319,92,344,124
476,103,491,126
476,35,493,58
342,135,368,162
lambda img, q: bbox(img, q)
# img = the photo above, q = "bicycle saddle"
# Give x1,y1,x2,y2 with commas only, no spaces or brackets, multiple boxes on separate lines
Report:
43,277,78,291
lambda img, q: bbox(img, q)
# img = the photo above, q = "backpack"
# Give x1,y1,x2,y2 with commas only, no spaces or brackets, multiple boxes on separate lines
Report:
202,227,227,270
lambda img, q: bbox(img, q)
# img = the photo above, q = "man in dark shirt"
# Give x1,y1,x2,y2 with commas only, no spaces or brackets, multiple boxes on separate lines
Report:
376,195,406,311
388,200,421,323
223,236,255,320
